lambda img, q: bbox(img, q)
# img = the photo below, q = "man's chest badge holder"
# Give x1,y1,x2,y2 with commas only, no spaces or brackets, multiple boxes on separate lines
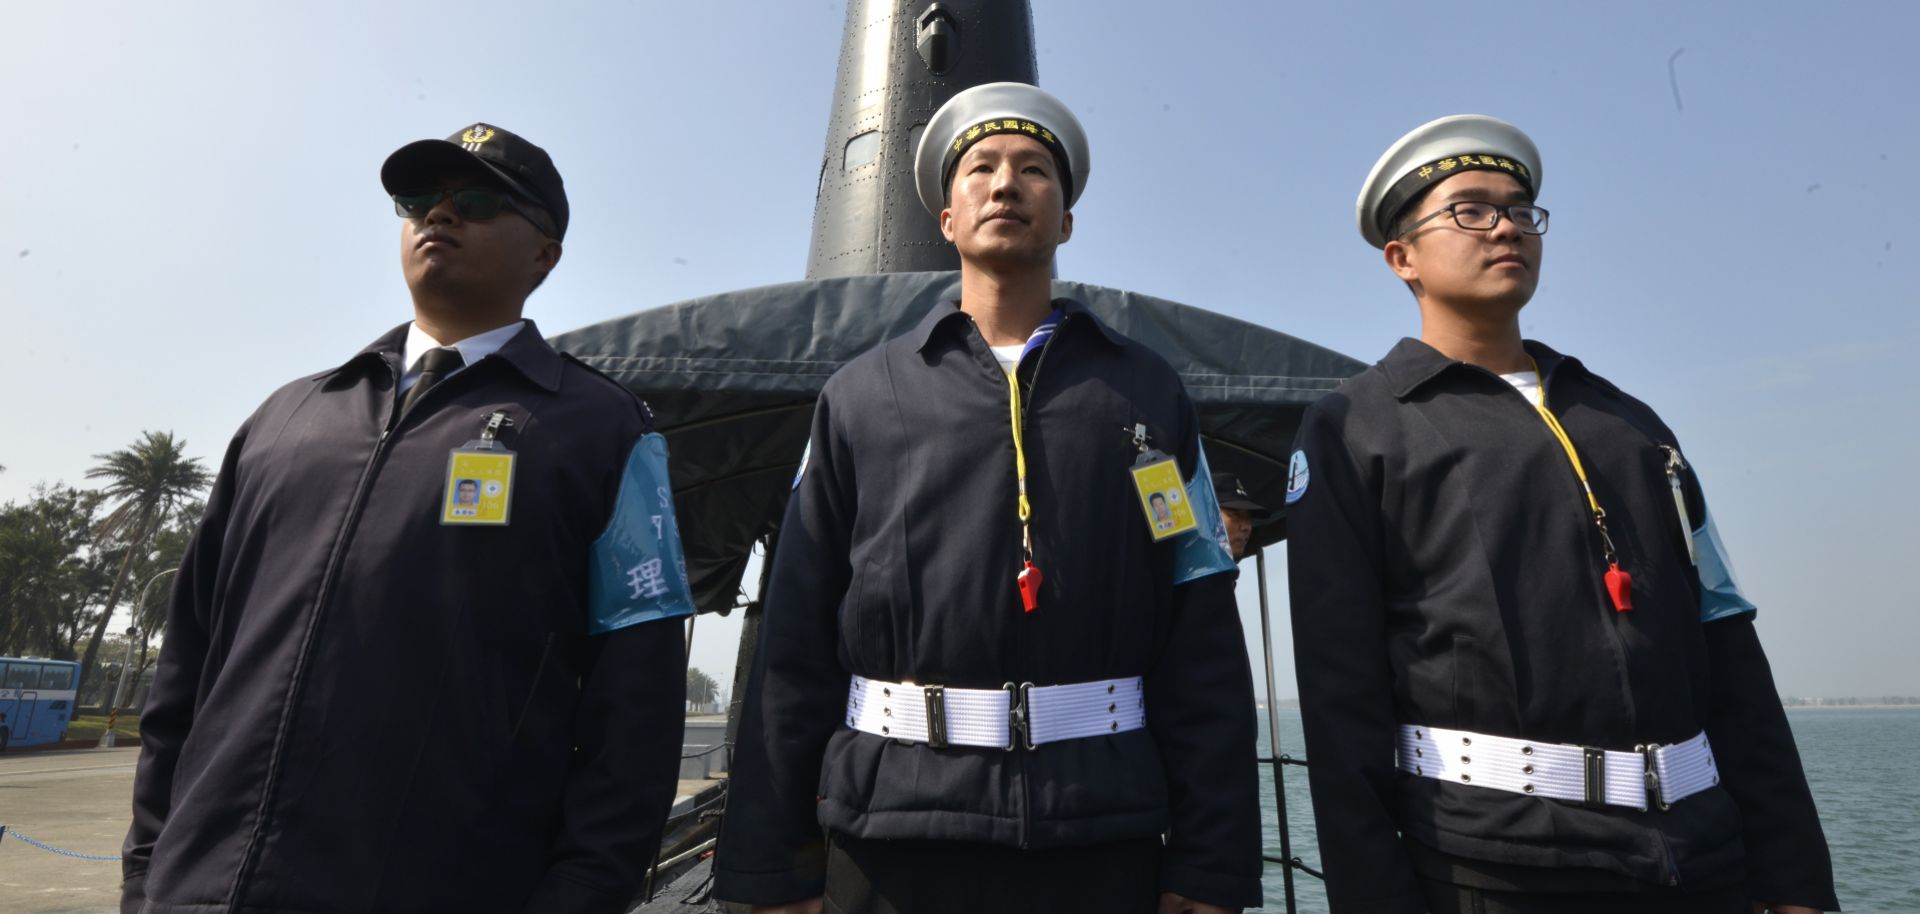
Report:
1126,423,1198,542
441,411,516,526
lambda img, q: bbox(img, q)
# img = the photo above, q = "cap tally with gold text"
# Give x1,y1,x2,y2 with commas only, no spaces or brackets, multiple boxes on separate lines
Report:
914,82,1091,218
1354,114,1541,248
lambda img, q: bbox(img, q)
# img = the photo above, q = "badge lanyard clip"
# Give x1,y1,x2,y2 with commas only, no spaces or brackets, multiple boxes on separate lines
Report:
1528,359,1631,612
1006,371,1041,612
478,410,514,449
1660,445,1698,566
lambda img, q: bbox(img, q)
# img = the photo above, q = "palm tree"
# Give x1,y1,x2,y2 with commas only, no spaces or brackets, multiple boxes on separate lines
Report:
687,666,720,711
75,431,211,707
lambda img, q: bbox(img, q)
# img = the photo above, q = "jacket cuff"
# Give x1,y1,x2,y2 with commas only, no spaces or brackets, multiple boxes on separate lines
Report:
1747,872,1841,913
524,871,628,914
711,866,827,907
1158,862,1263,910
120,871,147,914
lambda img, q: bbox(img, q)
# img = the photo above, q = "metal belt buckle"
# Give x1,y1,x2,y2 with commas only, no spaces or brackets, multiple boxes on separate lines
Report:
1582,747,1607,808
1003,682,1036,751
1638,743,1669,811
924,685,947,749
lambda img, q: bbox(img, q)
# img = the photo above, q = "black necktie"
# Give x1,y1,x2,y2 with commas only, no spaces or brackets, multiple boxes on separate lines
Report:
400,347,464,416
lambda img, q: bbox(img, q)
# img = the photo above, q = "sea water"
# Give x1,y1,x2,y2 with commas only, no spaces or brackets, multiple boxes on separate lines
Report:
1256,707,1919,912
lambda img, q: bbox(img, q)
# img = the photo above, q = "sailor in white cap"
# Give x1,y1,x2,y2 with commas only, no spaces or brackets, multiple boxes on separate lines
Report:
716,82,1259,914
1286,115,1838,914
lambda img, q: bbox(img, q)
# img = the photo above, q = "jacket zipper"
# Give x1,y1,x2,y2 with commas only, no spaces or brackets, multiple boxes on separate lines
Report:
1526,359,1640,735
508,633,558,744
1014,317,1066,851
966,312,1066,850
226,361,439,904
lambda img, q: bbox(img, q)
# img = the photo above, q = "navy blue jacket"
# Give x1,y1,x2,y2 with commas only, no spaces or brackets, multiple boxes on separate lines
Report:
714,299,1262,909
123,322,688,914
1288,338,1837,912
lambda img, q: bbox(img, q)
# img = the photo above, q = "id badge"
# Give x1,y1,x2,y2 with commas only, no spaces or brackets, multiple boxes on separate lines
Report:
442,441,515,526
1130,449,1197,541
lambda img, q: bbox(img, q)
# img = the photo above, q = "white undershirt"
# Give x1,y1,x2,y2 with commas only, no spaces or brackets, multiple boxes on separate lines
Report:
1501,370,1544,407
398,320,527,393
989,343,1024,376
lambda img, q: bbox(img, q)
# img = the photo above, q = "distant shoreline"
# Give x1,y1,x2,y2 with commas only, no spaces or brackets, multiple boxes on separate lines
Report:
1784,703,1919,711
1257,701,1917,712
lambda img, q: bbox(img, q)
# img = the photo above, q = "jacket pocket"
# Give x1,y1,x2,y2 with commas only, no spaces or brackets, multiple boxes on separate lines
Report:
1448,633,1521,732
506,633,557,745
1450,634,1481,725
841,555,902,674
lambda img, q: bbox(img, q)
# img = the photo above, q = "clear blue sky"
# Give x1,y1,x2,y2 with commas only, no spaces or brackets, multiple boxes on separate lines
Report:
3,1,1914,699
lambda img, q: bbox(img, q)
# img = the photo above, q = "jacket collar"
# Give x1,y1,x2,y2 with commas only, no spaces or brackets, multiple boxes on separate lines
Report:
1380,336,1579,400
912,296,1130,354
340,319,565,393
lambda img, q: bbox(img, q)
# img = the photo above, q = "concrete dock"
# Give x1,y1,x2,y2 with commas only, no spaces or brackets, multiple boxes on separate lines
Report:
0,745,724,913
0,746,136,914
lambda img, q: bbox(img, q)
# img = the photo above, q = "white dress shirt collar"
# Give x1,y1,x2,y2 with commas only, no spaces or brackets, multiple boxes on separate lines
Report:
399,320,527,393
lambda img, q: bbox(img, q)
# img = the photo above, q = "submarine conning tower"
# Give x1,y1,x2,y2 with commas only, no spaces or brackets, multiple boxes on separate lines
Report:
805,0,1040,279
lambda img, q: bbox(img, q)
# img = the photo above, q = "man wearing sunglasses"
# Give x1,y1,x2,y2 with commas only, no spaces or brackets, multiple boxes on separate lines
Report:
1285,115,1837,913
122,123,693,914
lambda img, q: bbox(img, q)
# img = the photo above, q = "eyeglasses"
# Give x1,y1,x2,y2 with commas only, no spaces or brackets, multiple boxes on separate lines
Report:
391,188,556,237
1398,201,1550,238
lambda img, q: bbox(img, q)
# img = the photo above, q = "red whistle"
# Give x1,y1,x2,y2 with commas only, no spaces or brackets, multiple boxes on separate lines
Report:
1018,561,1043,613
1605,563,1633,612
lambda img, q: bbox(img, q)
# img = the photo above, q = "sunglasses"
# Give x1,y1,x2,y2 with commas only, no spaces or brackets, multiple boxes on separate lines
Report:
391,188,556,236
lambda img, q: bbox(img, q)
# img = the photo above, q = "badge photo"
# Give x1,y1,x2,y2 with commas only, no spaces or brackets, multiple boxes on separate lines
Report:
1130,455,1198,541
442,445,516,525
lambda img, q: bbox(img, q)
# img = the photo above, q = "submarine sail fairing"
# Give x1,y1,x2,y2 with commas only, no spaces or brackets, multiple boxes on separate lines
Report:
806,0,1039,278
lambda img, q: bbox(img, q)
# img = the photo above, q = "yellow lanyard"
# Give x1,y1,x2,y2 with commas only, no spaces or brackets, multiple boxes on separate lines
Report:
1005,369,1033,551
1527,358,1619,567
1005,366,1046,612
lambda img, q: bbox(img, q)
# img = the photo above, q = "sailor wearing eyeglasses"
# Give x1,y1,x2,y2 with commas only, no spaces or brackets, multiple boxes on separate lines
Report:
122,123,694,914
1285,115,1838,914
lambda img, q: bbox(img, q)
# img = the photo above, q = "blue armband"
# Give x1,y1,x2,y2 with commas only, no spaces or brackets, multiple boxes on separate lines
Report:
587,433,696,634
1172,444,1239,585
1694,499,1756,623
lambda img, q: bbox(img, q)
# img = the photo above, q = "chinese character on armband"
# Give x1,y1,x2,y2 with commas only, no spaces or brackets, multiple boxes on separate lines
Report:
627,558,670,600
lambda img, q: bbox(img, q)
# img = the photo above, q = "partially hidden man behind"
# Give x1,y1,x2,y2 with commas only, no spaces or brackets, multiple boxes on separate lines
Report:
713,83,1261,914
1286,115,1838,914
122,123,695,914
1212,472,1266,562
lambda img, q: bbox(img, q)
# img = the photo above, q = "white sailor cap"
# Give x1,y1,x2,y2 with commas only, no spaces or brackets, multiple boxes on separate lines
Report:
1355,114,1542,248
914,81,1090,218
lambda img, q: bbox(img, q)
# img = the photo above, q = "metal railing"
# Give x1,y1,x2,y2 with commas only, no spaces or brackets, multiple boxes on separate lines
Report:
1253,548,1324,914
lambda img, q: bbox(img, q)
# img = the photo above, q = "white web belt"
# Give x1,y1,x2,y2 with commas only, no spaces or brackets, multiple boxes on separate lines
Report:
1397,724,1719,811
846,675,1146,750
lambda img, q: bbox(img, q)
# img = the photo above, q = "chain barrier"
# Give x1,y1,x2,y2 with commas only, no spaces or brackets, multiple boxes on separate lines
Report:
0,824,125,861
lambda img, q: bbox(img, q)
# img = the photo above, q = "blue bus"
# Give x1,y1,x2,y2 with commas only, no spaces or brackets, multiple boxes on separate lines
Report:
0,657,81,751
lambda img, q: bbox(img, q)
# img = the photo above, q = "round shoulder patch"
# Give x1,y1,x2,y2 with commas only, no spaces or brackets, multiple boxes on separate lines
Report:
1284,449,1311,505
